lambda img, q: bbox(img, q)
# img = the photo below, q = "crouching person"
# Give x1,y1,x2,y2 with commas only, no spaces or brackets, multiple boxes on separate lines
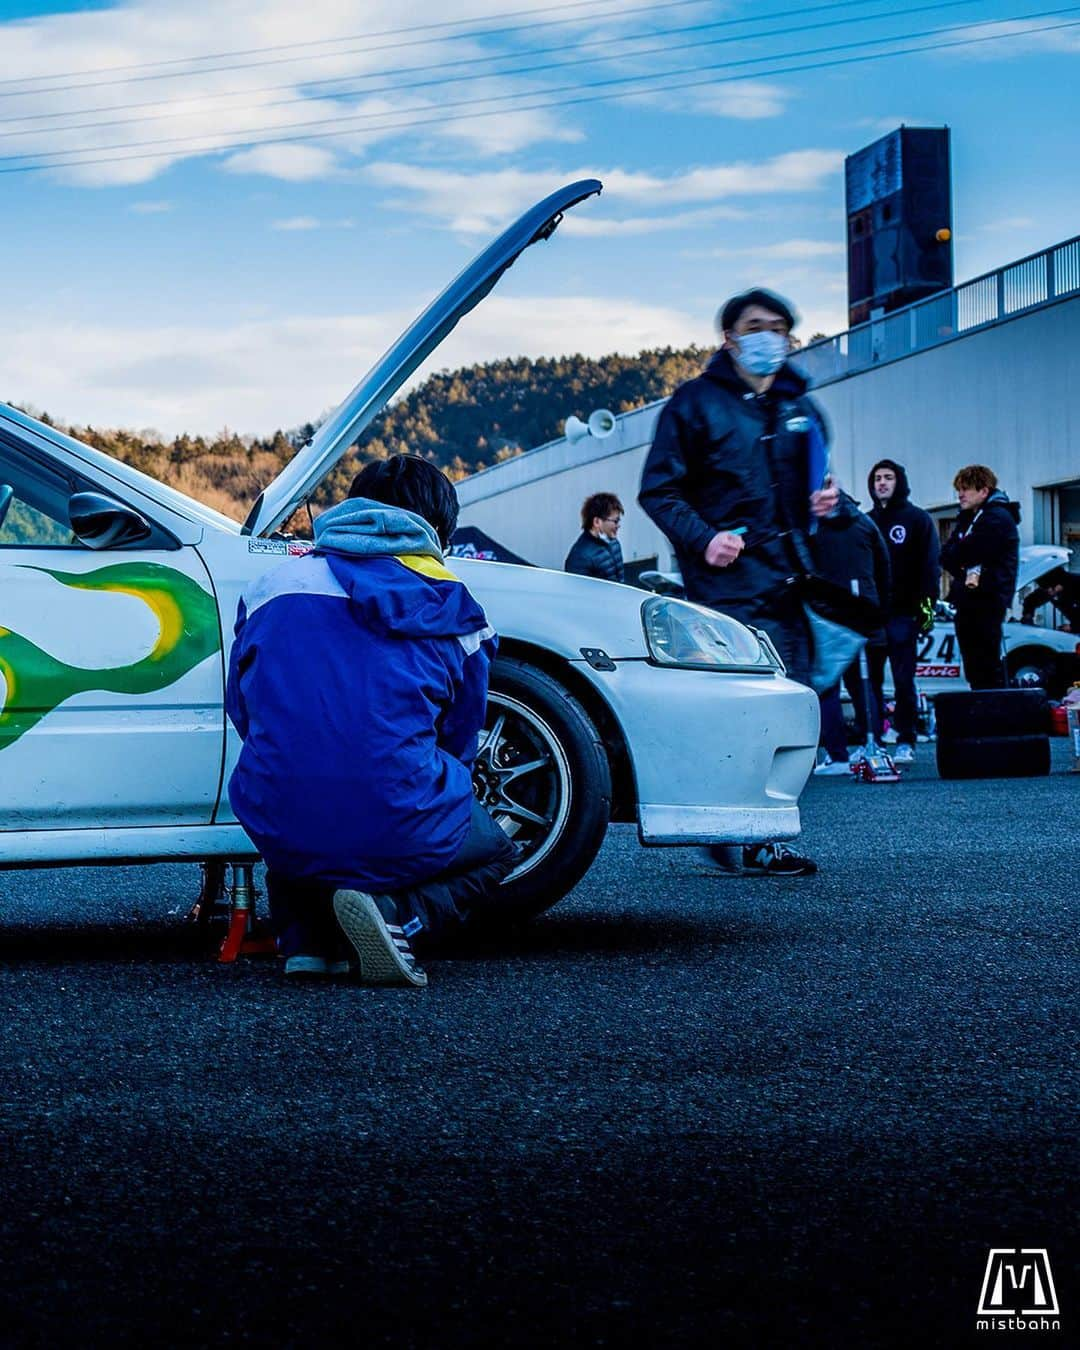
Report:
226,455,517,987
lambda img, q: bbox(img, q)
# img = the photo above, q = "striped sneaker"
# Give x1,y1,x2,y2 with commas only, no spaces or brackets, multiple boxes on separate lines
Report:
332,890,428,988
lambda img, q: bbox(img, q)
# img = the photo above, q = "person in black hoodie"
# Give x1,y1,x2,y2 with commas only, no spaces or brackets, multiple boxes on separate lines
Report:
639,287,838,875
810,493,891,772
867,458,940,761
940,464,1021,689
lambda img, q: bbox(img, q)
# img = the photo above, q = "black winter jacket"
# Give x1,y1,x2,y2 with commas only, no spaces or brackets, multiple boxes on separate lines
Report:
810,493,891,643
866,459,940,617
638,350,827,610
564,530,625,583
940,490,1020,612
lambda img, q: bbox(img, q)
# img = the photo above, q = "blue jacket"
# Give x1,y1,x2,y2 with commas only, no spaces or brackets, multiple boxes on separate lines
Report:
226,498,497,889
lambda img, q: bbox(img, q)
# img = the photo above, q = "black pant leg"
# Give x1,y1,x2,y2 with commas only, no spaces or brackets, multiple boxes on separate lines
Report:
841,660,868,743
266,871,343,958
886,616,919,744
389,800,519,944
717,595,812,688
955,608,1006,689
818,684,849,760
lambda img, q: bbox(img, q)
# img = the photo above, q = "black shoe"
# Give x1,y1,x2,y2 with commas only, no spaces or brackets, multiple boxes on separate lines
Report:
705,843,818,876
742,843,818,876
332,890,428,987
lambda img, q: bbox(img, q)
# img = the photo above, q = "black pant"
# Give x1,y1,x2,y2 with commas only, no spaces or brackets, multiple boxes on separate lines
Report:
390,799,518,943
866,615,919,745
955,606,1007,689
267,800,518,955
710,593,812,688
820,654,882,759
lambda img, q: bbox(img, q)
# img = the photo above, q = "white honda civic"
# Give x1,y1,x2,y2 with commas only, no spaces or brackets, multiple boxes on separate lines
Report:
0,181,818,917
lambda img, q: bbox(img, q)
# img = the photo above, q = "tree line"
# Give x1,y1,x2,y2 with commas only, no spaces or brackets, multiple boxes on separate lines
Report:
15,344,715,533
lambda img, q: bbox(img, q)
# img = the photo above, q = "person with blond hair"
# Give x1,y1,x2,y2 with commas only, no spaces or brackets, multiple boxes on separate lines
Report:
940,464,1020,689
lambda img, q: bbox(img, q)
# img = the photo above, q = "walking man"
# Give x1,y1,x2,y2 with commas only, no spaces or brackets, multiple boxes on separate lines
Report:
564,492,626,582
866,459,940,762
639,287,837,874
940,464,1020,689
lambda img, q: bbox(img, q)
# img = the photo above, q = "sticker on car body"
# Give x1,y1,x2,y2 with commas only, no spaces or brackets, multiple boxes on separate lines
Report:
0,562,220,751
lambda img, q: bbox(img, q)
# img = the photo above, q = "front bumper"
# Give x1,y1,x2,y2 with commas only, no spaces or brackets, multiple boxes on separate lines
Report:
579,660,820,846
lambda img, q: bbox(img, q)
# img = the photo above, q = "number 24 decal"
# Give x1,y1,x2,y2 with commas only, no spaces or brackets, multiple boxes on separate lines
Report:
918,631,957,661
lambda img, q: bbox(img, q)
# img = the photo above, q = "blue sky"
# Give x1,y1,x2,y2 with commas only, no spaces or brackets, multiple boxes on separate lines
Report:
0,0,1077,436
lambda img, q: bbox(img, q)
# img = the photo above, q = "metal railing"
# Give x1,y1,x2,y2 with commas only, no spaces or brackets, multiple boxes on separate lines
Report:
795,234,1080,387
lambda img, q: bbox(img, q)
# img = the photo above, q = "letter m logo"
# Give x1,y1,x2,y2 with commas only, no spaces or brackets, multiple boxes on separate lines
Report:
978,1249,1059,1315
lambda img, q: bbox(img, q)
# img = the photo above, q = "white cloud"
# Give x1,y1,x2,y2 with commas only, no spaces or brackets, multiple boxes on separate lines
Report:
271,215,321,231
1,294,704,438
129,200,173,214
366,150,844,235
682,80,792,121
561,205,750,238
853,115,920,132
939,17,1080,60
690,239,844,260
269,214,357,230
979,216,1036,233
222,144,341,181
0,0,685,186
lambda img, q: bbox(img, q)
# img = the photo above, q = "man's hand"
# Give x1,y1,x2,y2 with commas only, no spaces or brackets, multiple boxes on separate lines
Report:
810,476,840,519
704,530,745,568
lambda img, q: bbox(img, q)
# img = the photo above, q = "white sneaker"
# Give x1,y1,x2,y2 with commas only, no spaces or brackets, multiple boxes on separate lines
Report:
893,743,915,763
881,728,899,745
849,745,867,764
814,755,852,776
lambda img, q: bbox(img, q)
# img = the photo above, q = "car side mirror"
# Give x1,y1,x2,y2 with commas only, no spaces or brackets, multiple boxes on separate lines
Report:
68,492,153,550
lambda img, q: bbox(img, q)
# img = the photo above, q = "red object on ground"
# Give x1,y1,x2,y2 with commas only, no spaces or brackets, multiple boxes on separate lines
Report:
1049,703,1068,736
218,912,276,963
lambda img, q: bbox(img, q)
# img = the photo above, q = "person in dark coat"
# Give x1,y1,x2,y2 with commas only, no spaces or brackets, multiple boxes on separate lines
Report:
639,287,838,874
639,294,835,686
810,493,892,772
866,458,940,762
1021,566,1080,631
564,491,625,582
940,464,1021,689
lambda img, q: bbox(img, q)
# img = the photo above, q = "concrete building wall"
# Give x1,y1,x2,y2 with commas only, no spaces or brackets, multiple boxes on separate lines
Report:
814,296,1080,531
457,293,1080,571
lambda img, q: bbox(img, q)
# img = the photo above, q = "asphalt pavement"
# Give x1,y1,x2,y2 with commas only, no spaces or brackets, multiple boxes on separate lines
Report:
1,743,1076,1348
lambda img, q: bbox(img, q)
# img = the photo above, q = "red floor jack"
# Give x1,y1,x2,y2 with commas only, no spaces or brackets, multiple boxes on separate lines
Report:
188,861,277,963
849,583,900,784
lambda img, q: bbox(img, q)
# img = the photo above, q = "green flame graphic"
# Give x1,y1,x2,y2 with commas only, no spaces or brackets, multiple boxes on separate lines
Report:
0,561,221,752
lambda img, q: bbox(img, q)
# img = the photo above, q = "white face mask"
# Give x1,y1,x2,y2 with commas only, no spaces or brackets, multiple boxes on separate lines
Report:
734,330,788,377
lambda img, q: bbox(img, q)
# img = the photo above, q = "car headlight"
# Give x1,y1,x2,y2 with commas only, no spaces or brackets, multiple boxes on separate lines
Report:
641,595,783,673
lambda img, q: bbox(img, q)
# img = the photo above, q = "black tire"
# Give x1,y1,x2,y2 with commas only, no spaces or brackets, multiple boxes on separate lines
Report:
936,733,1050,780
934,688,1049,740
1007,647,1065,699
475,657,611,919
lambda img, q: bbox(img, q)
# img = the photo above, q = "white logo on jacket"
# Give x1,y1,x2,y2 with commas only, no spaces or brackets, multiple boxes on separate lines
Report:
889,524,907,544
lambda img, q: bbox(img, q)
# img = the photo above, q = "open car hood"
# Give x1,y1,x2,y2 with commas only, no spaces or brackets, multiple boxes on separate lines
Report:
1016,544,1071,594
244,178,602,537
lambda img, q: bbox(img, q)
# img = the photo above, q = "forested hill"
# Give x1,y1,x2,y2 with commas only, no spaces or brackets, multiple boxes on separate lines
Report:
20,344,713,528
